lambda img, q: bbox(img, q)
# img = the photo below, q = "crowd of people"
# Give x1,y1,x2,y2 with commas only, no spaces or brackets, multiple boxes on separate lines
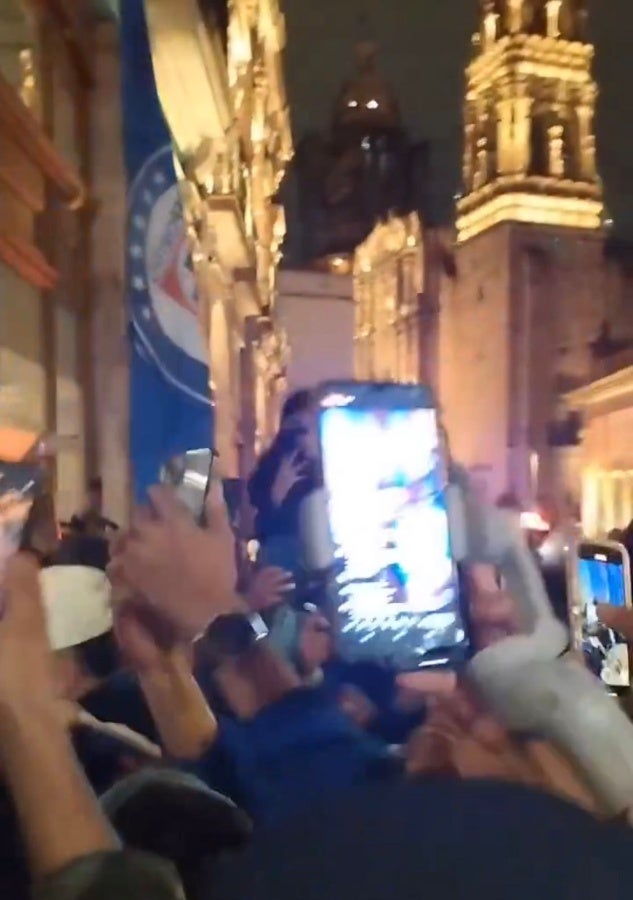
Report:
4,392,633,898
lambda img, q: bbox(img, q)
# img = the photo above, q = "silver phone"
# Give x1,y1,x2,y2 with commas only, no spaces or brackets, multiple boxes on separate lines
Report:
159,449,216,524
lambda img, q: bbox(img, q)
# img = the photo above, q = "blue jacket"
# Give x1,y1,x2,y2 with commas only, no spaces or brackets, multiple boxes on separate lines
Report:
189,688,400,824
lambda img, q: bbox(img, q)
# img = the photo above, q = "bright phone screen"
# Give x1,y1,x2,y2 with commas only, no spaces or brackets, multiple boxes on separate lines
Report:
319,395,468,670
576,543,630,689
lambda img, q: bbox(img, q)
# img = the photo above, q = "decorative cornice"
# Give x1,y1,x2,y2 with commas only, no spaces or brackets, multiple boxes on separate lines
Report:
457,192,602,243
564,366,633,412
0,231,58,290
0,73,84,204
468,34,593,91
458,175,602,216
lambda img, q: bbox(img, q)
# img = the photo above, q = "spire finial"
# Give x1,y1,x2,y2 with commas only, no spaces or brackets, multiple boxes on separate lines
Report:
354,12,377,73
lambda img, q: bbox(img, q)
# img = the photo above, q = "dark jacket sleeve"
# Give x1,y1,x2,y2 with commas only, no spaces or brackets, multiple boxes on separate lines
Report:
247,449,284,536
33,850,184,900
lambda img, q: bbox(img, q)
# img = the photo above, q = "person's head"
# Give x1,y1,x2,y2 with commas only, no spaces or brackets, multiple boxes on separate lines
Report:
86,476,103,513
41,535,118,700
279,390,318,460
102,770,252,900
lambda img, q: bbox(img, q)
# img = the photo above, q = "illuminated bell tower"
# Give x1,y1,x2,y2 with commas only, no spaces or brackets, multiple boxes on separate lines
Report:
457,0,602,242
441,0,608,506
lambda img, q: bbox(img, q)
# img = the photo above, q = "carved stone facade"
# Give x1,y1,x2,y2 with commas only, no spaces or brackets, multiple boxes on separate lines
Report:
353,215,455,392
439,0,633,509
147,0,293,476
458,0,601,242
354,215,420,383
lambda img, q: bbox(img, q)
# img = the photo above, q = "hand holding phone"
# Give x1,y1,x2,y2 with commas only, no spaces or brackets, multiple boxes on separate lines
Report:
0,463,46,589
159,449,216,524
304,381,470,673
573,540,632,692
110,481,239,642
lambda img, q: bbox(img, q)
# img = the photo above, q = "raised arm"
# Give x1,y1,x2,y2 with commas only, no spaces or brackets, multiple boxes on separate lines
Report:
0,555,184,900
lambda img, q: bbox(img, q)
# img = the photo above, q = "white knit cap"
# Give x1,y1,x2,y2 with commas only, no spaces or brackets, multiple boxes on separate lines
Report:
40,565,113,651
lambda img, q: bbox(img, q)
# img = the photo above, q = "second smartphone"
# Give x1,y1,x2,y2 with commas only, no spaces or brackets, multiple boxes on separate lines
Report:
573,539,632,692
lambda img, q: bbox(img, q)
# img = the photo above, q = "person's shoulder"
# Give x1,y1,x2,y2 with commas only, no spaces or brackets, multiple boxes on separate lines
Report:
33,850,184,900
212,779,633,900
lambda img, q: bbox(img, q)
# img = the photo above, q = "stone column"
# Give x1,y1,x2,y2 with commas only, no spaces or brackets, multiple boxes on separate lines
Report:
90,22,130,524
209,295,239,478
418,293,440,392
496,94,514,175
576,101,596,180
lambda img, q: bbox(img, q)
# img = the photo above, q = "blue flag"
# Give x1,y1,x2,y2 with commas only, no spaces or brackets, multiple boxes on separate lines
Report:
120,0,213,501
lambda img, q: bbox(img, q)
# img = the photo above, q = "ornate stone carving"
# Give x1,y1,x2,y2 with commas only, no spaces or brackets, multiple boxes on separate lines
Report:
353,214,423,382
458,0,602,241
546,0,563,38
18,48,38,113
507,0,524,33
548,124,565,177
148,0,293,454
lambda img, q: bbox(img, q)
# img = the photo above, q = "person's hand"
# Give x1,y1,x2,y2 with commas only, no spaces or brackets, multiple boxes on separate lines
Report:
400,565,599,815
108,482,241,641
0,554,57,731
338,684,377,729
245,566,294,611
298,609,333,675
114,601,178,674
404,686,599,812
597,603,633,641
271,451,308,507
398,564,519,700
55,699,84,730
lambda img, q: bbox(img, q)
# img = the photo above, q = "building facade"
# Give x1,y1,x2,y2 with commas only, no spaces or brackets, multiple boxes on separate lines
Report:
0,0,294,523
145,0,293,471
276,269,354,393
439,0,633,507
353,214,454,391
354,214,423,384
563,348,633,536
0,0,108,519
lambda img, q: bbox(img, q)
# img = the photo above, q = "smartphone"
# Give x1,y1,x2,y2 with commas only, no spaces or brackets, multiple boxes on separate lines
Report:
573,540,631,692
0,462,45,584
313,381,471,672
159,449,216,524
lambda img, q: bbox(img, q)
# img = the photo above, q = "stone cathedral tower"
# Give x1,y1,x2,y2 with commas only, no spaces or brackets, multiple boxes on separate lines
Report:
439,0,619,507
458,0,601,240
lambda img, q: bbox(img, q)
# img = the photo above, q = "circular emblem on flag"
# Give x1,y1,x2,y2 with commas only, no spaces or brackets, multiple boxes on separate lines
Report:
128,144,210,404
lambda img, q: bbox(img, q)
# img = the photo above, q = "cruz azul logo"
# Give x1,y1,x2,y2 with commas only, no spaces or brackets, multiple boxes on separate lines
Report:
128,145,210,404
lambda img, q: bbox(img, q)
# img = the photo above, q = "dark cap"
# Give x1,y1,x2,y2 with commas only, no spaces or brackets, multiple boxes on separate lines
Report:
52,533,110,572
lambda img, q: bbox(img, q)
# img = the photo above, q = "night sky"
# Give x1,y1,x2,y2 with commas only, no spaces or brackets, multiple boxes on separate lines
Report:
282,0,633,236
